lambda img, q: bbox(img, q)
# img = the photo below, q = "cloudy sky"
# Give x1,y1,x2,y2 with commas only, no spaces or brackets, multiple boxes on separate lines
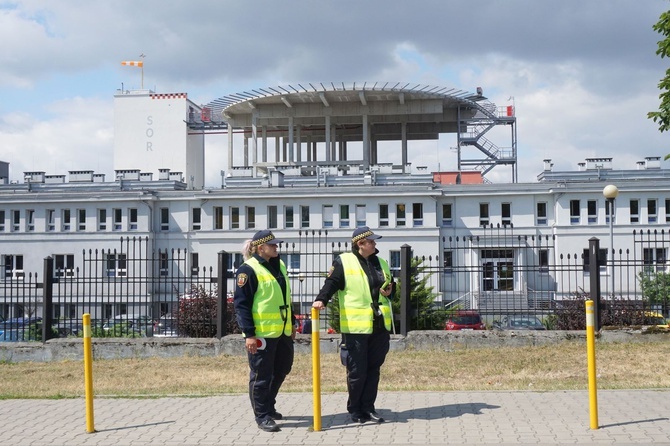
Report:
1,0,668,186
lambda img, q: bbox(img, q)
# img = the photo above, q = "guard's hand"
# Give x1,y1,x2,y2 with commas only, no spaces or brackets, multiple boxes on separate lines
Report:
380,284,392,297
245,337,258,354
291,324,297,340
312,301,325,310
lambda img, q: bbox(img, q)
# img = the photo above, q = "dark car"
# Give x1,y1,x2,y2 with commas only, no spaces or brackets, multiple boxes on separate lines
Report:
445,310,486,330
494,315,546,330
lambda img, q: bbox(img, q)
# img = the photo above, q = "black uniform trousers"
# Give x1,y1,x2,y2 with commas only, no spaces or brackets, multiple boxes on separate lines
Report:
341,325,390,416
247,334,294,424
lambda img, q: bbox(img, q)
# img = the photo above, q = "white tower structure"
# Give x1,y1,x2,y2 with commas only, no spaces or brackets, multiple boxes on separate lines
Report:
113,90,205,189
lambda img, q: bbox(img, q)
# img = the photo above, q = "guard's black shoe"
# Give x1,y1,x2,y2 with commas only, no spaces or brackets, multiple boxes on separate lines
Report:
258,419,280,432
351,413,371,423
367,411,385,423
269,411,283,420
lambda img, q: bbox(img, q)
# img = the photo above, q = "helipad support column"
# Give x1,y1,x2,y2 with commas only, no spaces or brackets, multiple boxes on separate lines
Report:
227,123,234,169
325,115,331,162
244,136,249,167
275,136,280,163
288,116,294,163
252,111,258,171
401,121,408,173
330,125,336,162
262,126,268,162
362,114,369,169
296,125,302,163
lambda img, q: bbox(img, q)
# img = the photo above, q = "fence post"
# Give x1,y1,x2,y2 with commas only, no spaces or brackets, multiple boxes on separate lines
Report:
216,251,230,339
588,238,602,330
42,256,54,343
399,244,412,336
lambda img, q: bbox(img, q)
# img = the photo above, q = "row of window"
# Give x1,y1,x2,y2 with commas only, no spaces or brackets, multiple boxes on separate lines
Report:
2,198,669,234
0,209,138,233
567,198,670,225
4,246,667,287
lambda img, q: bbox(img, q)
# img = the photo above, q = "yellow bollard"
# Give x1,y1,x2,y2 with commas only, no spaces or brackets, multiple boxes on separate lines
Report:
311,307,322,432
83,313,96,433
585,300,598,430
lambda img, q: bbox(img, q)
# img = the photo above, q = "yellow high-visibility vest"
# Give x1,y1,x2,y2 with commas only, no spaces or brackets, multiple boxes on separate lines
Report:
245,257,292,338
338,253,392,334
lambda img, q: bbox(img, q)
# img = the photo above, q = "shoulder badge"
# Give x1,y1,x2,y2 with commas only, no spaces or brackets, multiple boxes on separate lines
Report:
327,265,335,277
237,273,248,288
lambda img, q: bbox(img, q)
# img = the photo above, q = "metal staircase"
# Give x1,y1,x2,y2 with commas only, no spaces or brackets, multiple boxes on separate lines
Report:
457,99,518,182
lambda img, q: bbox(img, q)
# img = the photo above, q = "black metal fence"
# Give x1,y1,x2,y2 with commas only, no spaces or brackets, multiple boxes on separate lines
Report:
1,228,669,342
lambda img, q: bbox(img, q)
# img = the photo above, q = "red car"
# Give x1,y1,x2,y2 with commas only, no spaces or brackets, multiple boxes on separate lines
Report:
445,311,486,330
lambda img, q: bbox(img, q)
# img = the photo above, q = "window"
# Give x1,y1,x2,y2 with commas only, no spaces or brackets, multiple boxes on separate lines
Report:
191,253,199,276
54,254,75,278
648,199,657,224
323,205,334,228
11,210,20,232
113,208,122,231
230,207,240,229
26,210,35,232
479,203,489,227
128,208,137,230
160,208,169,231
192,207,201,231
666,199,670,223
159,251,169,276
443,250,453,274
106,253,127,277
214,206,223,230
268,205,278,229
396,204,406,227
536,202,547,226
587,200,597,224
77,209,86,231
227,253,245,275
97,209,107,231
62,209,71,231
4,255,24,279
643,248,667,273
412,203,423,227
279,253,301,273
501,203,511,227
442,204,453,227
300,205,310,228
389,250,401,277
0,210,4,232
379,204,389,227
569,200,580,224
246,206,255,229
630,199,639,223
582,248,607,273
539,249,549,273
339,205,350,228
353,204,365,227
285,206,294,229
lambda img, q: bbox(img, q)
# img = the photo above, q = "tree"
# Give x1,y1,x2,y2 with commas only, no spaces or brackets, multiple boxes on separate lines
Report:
391,256,444,330
648,8,670,147
638,270,670,309
173,285,240,337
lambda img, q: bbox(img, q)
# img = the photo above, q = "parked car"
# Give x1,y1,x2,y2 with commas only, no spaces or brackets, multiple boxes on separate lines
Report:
444,310,486,330
52,319,84,337
153,316,179,337
494,315,546,330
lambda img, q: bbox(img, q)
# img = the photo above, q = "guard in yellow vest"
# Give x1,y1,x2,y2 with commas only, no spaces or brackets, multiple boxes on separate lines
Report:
313,226,394,424
233,230,296,433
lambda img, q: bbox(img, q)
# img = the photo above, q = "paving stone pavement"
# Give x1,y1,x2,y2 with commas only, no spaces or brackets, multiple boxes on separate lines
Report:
1,390,669,445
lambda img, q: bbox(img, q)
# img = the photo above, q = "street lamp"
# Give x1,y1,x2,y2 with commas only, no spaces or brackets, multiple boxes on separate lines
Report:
603,184,619,296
